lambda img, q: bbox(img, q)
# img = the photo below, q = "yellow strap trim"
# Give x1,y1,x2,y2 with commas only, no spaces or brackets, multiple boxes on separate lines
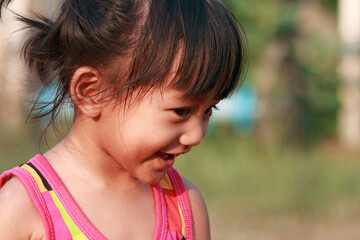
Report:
49,191,87,239
73,234,89,240
21,164,47,193
178,203,186,237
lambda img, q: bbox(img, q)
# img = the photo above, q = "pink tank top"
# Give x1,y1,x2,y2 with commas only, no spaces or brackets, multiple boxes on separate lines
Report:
0,154,193,240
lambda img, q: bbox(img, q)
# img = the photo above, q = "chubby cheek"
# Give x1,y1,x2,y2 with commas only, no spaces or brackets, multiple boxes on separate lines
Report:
120,121,176,153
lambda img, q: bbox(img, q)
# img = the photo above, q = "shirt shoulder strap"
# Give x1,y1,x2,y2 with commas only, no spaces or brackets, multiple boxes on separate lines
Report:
160,168,194,240
0,164,55,240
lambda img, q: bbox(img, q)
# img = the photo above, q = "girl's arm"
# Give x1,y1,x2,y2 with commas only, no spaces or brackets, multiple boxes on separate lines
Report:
182,178,211,240
0,177,44,239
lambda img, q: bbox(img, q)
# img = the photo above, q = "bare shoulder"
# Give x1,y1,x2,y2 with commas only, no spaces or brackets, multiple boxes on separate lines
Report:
182,177,211,240
0,177,44,239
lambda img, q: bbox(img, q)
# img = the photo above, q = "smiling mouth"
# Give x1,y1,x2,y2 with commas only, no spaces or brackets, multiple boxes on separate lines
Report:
160,153,175,160
155,151,176,170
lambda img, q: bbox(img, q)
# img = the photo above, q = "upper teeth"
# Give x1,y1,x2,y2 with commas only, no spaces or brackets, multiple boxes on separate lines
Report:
161,154,169,160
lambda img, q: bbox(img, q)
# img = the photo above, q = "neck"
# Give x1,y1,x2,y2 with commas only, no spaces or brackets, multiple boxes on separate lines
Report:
43,116,146,191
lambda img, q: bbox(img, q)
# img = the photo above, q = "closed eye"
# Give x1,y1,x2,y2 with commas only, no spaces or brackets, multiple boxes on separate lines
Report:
173,108,191,117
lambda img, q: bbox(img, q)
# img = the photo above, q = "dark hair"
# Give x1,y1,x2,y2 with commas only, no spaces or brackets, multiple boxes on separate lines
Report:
0,0,247,127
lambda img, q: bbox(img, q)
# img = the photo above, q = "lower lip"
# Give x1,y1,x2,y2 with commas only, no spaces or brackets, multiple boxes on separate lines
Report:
156,153,175,170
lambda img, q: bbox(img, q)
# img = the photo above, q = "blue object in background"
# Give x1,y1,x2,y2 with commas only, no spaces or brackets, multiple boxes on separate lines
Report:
33,83,73,126
212,86,257,135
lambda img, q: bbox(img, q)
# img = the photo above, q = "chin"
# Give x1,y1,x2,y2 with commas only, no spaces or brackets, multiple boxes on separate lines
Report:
140,170,168,185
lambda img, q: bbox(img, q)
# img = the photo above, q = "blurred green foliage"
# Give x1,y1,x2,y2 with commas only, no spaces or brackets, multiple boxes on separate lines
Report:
176,126,360,217
321,0,337,14
226,0,340,146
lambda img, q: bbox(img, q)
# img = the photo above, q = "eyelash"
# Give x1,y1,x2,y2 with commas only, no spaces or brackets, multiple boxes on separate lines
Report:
173,105,219,118
205,105,219,116
173,108,191,117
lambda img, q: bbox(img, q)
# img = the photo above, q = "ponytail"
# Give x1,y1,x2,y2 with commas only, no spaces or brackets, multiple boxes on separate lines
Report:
0,0,140,128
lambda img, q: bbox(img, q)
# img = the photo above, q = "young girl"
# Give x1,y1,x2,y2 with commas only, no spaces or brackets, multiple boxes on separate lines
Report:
0,0,246,239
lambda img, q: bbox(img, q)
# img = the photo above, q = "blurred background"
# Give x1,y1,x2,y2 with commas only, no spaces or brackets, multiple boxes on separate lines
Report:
1,0,360,239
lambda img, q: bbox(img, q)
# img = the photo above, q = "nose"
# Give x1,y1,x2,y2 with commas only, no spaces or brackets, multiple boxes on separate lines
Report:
178,118,208,147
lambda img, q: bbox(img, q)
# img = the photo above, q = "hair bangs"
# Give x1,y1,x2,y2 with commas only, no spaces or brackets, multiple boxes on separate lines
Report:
170,0,247,100
124,0,246,102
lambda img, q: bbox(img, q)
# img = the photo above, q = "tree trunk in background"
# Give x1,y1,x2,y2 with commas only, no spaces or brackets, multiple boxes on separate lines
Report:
338,0,360,150
254,40,289,149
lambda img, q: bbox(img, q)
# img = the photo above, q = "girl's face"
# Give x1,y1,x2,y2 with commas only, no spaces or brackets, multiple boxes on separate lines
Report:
96,85,219,185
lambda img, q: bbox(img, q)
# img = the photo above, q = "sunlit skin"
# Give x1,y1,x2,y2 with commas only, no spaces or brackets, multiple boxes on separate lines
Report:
50,84,219,185
43,67,216,239
86,88,218,185
0,64,214,239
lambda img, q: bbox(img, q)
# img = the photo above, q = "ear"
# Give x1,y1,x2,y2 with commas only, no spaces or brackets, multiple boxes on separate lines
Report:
70,66,104,119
